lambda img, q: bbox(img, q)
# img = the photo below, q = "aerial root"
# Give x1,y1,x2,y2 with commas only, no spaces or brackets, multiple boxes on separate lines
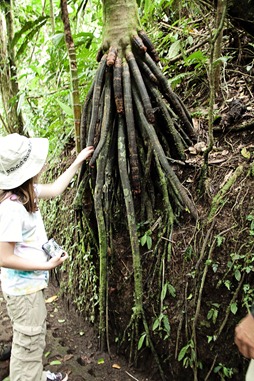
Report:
131,34,147,53
86,54,107,146
138,29,160,62
89,70,113,166
143,52,196,140
107,46,118,66
122,59,141,194
113,56,124,114
126,50,155,123
80,33,197,217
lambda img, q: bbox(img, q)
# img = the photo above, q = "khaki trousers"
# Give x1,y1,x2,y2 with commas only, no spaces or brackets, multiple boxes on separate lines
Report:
246,359,254,381
4,290,48,381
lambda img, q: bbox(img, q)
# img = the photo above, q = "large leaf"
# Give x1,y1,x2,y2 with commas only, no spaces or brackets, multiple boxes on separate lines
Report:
12,16,49,47
56,100,73,117
12,16,49,58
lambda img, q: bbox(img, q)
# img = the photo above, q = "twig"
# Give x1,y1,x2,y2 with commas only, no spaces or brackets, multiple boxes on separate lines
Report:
125,370,140,381
213,120,254,133
204,354,218,381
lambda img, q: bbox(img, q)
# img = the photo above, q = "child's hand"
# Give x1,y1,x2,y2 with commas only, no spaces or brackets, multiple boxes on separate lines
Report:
48,251,68,269
75,146,94,166
235,313,254,358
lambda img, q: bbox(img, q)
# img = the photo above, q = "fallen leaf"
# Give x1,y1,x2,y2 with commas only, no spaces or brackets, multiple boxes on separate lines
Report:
112,363,121,369
45,295,58,303
63,354,74,362
241,147,251,159
79,355,92,364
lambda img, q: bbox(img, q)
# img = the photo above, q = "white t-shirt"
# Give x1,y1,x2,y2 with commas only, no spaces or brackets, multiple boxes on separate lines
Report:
0,188,49,296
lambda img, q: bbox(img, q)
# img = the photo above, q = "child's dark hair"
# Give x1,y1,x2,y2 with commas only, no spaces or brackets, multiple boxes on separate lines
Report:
0,177,38,213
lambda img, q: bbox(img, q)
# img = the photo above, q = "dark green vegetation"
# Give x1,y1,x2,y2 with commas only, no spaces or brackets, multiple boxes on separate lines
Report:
1,1,254,380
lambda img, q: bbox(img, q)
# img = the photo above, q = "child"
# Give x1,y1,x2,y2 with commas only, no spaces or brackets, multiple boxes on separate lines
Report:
0,133,94,381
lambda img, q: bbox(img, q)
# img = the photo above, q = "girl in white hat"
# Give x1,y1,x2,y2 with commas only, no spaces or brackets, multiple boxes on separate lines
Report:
0,133,94,381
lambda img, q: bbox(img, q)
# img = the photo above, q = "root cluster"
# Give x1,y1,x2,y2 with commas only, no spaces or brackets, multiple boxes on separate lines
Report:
81,30,197,218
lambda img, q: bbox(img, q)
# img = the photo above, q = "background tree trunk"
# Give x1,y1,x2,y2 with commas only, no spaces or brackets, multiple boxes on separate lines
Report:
0,1,24,134
60,0,81,153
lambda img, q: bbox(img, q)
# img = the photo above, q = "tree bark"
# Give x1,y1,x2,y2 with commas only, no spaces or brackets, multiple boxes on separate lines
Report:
0,1,24,134
60,0,81,153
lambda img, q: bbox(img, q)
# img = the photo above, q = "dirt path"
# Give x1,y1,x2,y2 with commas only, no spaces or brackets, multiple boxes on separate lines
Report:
0,280,152,381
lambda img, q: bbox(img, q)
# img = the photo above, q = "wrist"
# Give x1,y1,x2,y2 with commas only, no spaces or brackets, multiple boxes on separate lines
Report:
70,160,81,172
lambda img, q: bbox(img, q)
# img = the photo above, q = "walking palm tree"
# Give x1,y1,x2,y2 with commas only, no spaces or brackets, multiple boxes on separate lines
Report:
75,0,197,376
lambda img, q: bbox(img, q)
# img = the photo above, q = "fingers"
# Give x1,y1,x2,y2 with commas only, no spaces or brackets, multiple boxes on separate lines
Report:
235,337,254,359
76,146,94,164
49,251,68,268
235,317,254,359
84,146,94,159
58,251,68,261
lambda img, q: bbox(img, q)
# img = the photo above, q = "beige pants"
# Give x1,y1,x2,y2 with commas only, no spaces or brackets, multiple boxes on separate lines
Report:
4,290,48,381
246,359,254,381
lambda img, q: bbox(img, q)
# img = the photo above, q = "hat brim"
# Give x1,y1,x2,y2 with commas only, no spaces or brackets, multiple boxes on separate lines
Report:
0,137,49,190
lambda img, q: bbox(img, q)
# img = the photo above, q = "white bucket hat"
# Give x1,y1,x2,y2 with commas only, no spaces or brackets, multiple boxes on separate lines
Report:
0,133,49,189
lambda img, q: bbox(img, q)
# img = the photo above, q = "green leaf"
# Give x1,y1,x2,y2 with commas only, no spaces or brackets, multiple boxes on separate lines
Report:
52,33,65,47
97,358,105,364
230,302,238,315
162,315,170,334
56,100,73,117
224,280,231,290
207,309,214,320
152,318,160,331
161,283,168,300
167,40,181,59
178,345,188,361
168,284,176,298
146,235,152,249
138,333,146,350
216,235,224,247
50,360,62,365
214,365,222,373
234,269,241,281
140,235,147,246
184,50,207,67
169,72,189,89
12,16,49,47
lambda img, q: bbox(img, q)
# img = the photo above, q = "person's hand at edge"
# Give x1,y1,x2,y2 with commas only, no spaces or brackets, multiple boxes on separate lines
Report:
235,313,254,359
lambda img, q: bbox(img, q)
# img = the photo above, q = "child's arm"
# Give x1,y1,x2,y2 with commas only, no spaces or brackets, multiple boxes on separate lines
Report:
39,146,94,199
0,241,68,271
